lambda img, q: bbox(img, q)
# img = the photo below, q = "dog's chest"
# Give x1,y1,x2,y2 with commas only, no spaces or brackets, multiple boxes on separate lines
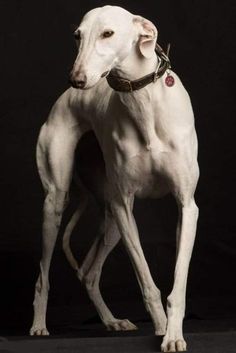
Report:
104,124,170,198
100,90,176,197
122,149,170,198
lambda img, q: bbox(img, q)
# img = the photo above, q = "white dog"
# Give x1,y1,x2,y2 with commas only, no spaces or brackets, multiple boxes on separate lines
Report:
30,6,199,352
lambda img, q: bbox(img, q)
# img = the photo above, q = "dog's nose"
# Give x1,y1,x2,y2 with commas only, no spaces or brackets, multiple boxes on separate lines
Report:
76,78,86,89
69,72,87,89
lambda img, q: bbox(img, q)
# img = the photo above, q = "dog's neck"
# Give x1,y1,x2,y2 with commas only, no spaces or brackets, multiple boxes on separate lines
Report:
112,48,158,81
111,49,159,151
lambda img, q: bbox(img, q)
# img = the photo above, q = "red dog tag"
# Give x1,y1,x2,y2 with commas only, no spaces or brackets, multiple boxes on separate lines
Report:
165,74,175,87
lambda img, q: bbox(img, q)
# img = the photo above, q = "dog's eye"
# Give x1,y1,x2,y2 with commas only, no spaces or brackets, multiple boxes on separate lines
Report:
101,30,114,39
74,31,81,41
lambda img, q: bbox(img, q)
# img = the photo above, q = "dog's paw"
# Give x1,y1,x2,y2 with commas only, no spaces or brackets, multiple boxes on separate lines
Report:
106,319,138,331
30,326,49,336
161,338,187,352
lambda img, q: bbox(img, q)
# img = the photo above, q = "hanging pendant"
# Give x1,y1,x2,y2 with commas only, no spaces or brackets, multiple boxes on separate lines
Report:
165,73,175,87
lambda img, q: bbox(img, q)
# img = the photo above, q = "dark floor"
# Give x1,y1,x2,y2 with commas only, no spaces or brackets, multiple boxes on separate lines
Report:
1,320,236,353
1,330,236,353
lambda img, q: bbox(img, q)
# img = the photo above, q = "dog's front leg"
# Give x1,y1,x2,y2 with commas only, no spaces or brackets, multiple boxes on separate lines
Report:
161,197,199,352
111,194,167,335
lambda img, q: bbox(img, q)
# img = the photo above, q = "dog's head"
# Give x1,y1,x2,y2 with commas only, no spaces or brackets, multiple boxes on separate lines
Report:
69,6,158,89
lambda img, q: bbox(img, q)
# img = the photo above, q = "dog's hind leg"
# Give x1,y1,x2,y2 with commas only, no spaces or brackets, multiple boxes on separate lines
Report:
80,208,137,331
63,202,137,331
30,120,86,336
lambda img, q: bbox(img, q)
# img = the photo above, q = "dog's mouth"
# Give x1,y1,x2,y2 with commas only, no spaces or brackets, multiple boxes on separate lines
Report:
69,74,110,90
69,80,84,89
101,70,110,78
69,70,110,90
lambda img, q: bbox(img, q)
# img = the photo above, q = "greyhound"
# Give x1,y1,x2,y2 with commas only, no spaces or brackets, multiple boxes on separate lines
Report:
30,6,199,352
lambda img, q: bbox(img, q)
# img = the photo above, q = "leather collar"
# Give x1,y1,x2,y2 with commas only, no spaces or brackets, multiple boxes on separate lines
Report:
106,43,171,92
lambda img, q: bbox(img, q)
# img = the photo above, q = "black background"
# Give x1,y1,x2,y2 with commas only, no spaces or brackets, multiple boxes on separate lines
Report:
0,0,236,334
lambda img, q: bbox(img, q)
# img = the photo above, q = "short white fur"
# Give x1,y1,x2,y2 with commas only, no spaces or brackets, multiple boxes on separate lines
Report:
30,6,199,352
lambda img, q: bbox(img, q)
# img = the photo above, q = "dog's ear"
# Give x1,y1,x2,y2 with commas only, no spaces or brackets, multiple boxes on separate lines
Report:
133,16,157,59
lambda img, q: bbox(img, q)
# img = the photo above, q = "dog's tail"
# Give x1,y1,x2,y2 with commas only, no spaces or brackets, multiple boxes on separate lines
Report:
62,180,88,271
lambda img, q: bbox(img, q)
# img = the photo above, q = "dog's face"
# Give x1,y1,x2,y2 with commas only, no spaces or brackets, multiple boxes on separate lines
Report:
69,6,157,89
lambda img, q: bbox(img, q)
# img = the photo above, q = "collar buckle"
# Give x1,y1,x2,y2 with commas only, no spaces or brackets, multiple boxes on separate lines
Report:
119,78,133,92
